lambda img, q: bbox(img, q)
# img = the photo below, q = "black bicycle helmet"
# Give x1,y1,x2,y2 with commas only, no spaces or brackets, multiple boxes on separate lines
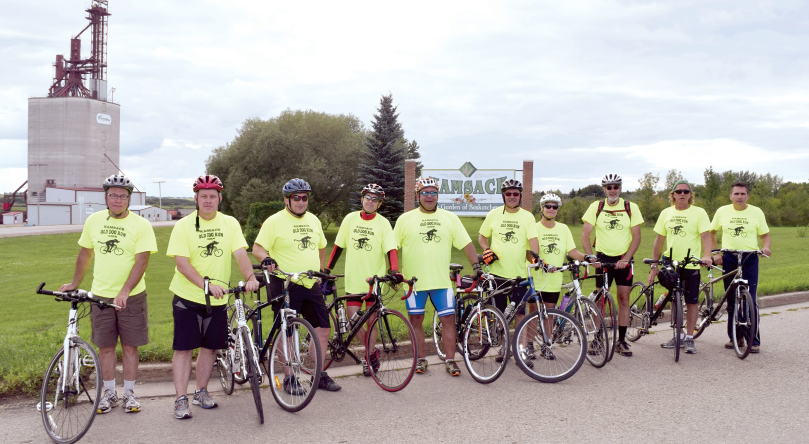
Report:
658,264,678,290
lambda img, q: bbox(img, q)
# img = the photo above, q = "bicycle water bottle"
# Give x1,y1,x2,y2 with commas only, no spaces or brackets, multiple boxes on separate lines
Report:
560,294,571,311
654,293,667,310
337,305,348,333
503,302,516,318
349,309,365,328
588,291,597,301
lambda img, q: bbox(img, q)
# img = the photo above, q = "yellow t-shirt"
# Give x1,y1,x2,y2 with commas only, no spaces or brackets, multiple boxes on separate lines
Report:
711,204,769,251
479,206,538,279
166,211,248,305
334,211,397,294
254,210,327,289
534,221,577,292
653,205,711,269
394,208,472,291
582,198,644,256
78,210,157,297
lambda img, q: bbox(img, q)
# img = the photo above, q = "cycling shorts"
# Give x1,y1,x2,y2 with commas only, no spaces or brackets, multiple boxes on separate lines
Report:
540,291,561,305
406,288,454,317
172,295,228,351
90,291,149,348
681,269,701,304
490,276,536,314
268,276,331,329
595,253,633,288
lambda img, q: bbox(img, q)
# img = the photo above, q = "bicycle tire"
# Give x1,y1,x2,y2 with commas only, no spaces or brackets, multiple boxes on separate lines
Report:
597,291,618,361
228,308,248,385
268,317,321,412
672,290,683,363
693,287,722,339
323,310,338,371
215,349,234,395
576,298,609,368
732,288,756,359
367,309,417,392
240,328,264,423
41,339,101,444
463,304,509,384
512,309,586,383
625,282,648,342
433,296,474,360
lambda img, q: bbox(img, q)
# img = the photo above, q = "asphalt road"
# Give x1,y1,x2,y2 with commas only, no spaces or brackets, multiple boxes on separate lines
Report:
3,303,808,444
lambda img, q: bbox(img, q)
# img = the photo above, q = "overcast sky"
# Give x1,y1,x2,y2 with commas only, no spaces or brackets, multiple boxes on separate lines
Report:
2,0,808,197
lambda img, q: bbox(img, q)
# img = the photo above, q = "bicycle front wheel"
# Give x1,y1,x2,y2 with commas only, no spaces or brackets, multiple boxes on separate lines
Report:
463,304,509,384
694,287,722,339
215,349,234,395
241,328,264,424
576,299,609,368
323,310,338,371
367,309,417,392
228,308,248,385
625,283,648,343
268,317,321,412
41,339,101,444
512,309,586,383
598,291,618,361
732,288,756,359
672,290,683,363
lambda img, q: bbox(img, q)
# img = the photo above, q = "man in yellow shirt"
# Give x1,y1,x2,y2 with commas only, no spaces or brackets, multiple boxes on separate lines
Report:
581,173,643,357
166,175,260,419
60,174,157,414
710,181,771,353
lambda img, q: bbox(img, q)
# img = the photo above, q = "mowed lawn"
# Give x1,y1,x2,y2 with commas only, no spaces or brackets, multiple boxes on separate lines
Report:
1,219,806,396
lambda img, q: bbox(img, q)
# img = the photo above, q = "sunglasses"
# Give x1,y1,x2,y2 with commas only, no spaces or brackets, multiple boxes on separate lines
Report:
605,185,621,191
504,192,521,197
363,195,380,202
289,195,309,202
674,189,691,195
544,204,559,210
420,191,438,196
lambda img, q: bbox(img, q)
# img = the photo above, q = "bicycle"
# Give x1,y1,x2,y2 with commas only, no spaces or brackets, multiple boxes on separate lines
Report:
671,225,687,237
295,237,317,250
36,283,120,444
582,261,621,362
420,230,441,243
208,277,264,423
543,243,561,255
501,231,518,244
692,249,765,359
97,240,123,256
198,243,224,258
729,227,747,238
323,274,418,391
352,237,372,251
555,261,610,368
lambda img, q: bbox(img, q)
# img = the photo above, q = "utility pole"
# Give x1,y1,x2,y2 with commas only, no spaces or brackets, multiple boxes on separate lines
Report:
153,181,166,209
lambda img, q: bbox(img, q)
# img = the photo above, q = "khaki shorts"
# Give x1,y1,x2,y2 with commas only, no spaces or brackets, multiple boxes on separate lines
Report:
90,291,149,348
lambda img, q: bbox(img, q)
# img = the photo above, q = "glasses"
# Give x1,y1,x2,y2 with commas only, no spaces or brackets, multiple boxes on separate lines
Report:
420,191,438,196
363,195,380,202
674,189,691,195
504,192,521,197
605,185,621,191
106,193,130,200
289,195,309,202
544,204,559,210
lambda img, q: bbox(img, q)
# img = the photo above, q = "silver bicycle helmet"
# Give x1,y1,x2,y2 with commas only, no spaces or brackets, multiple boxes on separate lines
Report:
282,178,312,197
601,173,623,186
361,183,385,199
500,179,523,193
102,174,134,193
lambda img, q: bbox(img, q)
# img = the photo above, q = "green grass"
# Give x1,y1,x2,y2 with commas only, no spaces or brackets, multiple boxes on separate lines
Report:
1,221,807,396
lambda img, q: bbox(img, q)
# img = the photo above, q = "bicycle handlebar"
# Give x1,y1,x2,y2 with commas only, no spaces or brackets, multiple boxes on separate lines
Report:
36,282,121,309
364,275,417,300
711,248,769,258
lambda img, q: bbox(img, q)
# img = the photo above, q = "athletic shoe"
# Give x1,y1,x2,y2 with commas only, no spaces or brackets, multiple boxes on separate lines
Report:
725,339,744,349
615,341,633,357
415,358,429,374
283,375,306,396
368,348,381,374
174,395,192,419
518,347,535,368
97,389,119,414
318,372,341,391
444,360,461,376
495,347,507,363
750,345,760,353
661,337,685,349
361,359,371,377
684,338,696,354
540,346,555,360
587,340,602,355
524,343,537,360
192,388,218,409
122,389,141,413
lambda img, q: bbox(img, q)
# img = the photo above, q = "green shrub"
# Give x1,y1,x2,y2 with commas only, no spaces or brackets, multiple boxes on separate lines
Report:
244,201,285,248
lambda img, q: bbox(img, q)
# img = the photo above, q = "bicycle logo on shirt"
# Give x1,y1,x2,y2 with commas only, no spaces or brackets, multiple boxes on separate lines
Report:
670,225,686,237
295,236,317,250
543,243,561,255
353,237,372,251
604,219,624,230
97,239,123,255
420,229,441,243
501,231,518,243
198,241,223,257
730,226,747,238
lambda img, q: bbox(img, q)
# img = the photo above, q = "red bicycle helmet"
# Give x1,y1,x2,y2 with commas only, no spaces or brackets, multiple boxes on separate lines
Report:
361,183,385,200
193,175,224,192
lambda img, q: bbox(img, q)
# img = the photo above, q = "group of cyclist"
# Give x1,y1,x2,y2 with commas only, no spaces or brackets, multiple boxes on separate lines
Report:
59,169,771,420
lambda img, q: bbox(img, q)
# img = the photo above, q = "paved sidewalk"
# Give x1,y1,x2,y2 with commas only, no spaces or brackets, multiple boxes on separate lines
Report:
0,220,176,238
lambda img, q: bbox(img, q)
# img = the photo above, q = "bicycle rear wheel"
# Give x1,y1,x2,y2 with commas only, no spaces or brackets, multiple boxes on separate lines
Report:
41,339,101,444
694,287,722,339
732,288,755,359
215,349,234,395
241,328,264,423
463,304,509,384
575,299,609,368
672,290,683,363
625,283,648,342
367,309,417,392
228,309,248,385
323,310,337,371
268,317,321,412
596,291,618,361
432,296,474,360
512,309,586,383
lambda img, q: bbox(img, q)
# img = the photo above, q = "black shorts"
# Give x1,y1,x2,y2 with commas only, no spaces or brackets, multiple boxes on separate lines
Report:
540,291,561,305
268,276,331,329
490,276,534,313
595,253,634,288
681,269,701,304
172,295,228,351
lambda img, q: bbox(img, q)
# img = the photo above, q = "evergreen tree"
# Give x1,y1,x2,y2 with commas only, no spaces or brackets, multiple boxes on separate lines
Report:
405,139,423,178
353,93,406,221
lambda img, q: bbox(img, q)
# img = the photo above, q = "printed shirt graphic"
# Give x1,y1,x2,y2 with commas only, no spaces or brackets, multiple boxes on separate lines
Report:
534,222,577,293
582,198,644,256
654,205,711,270
78,210,158,297
335,211,397,294
166,211,248,305
255,210,327,289
711,204,769,251
479,206,538,279
394,208,472,291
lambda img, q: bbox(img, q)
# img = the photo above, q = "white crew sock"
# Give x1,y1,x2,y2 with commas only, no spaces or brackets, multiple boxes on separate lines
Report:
104,380,115,392
124,380,135,392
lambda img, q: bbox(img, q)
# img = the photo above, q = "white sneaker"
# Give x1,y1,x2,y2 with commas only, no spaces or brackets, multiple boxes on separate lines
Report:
122,389,141,413
97,389,119,414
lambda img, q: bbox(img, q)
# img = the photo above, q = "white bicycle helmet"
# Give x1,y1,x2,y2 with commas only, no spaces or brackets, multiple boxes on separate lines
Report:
500,179,523,193
102,174,134,193
361,183,385,199
601,173,623,186
539,193,562,207
415,177,438,193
